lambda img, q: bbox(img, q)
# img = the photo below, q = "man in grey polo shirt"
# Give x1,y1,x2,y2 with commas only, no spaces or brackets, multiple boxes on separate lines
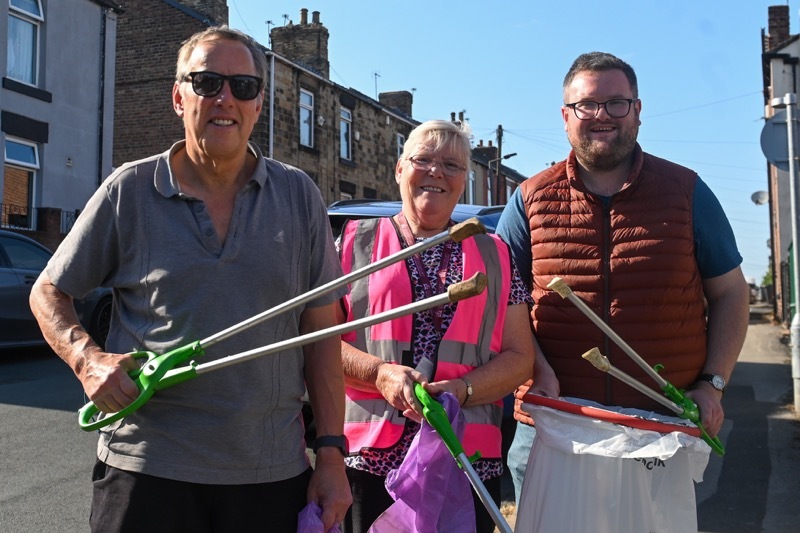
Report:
29,26,351,531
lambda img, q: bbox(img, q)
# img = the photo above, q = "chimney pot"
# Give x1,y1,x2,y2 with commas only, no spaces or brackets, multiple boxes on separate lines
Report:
300,8,308,25
312,10,321,24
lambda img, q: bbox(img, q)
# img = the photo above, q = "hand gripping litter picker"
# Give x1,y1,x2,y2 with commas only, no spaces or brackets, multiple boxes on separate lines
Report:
547,277,726,456
414,383,513,533
77,218,488,431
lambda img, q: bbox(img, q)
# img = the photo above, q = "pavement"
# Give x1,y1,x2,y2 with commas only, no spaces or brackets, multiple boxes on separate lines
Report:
695,303,800,533
496,303,800,532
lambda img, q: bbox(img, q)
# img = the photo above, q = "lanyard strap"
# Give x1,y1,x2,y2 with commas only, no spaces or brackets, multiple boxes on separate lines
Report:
394,213,454,333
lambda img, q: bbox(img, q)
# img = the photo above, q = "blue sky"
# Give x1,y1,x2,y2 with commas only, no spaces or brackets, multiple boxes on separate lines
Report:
227,1,789,283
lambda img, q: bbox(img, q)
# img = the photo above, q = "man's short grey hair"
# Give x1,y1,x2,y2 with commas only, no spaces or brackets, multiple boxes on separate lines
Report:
175,25,267,83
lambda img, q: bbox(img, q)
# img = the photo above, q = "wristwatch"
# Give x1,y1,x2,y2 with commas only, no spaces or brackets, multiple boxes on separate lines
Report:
312,435,349,456
460,377,473,404
696,373,726,393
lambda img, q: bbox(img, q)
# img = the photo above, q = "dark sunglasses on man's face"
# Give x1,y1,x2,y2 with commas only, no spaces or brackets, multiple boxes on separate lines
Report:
184,71,263,100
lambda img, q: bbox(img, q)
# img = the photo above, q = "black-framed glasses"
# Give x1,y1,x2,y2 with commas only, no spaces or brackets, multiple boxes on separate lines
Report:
407,156,466,177
564,98,637,120
184,71,263,101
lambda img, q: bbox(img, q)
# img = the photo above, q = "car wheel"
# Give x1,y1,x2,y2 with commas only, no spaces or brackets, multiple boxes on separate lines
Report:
89,296,112,349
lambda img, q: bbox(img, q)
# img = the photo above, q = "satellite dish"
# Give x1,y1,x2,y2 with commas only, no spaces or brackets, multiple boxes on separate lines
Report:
751,191,769,205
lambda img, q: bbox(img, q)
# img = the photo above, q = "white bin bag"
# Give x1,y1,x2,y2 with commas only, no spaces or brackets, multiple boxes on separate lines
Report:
515,396,711,533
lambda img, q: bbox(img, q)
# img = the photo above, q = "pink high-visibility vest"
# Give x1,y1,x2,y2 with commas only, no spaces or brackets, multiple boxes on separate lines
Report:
340,217,511,458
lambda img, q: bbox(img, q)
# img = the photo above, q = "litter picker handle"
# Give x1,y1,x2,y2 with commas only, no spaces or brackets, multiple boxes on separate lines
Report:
78,342,204,431
414,383,474,464
413,383,512,533
582,348,726,456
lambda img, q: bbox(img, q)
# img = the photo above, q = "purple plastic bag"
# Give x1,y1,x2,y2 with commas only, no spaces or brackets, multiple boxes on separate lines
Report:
297,502,343,533
368,392,476,533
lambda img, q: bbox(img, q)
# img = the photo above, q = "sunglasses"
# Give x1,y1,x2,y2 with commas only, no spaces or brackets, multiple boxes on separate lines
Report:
184,71,263,100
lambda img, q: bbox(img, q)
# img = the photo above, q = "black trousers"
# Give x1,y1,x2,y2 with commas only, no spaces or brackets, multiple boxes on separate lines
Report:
342,466,501,533
90,460,312,532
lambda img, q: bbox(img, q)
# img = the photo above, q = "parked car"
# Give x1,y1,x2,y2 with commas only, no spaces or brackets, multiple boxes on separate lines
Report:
0,229,112,350
326,199,505,237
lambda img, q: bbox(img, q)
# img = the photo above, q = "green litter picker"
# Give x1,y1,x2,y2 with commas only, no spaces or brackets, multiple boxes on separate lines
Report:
78,219,487,431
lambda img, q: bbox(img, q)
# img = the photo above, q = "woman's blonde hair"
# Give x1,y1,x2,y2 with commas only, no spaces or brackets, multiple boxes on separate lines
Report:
401,120,473,170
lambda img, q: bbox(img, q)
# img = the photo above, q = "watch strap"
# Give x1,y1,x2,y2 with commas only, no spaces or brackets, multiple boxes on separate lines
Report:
460,377,473,405
312,435,349,456
696,373,726,392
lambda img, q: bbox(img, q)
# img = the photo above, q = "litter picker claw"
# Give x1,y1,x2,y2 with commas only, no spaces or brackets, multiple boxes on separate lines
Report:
78,219,487,431
547,277,725,455
414,383,513,533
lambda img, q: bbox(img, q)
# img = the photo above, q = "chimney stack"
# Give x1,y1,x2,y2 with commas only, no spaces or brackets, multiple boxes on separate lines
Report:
379,91,414,118
270,9,330,78
767,5,790,50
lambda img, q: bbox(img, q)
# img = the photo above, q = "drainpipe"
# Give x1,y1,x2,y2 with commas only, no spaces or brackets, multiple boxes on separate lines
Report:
97,9,107,188
268,52,275,159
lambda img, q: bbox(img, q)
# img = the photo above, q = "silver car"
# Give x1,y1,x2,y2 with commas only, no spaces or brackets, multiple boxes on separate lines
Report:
0,229,111,350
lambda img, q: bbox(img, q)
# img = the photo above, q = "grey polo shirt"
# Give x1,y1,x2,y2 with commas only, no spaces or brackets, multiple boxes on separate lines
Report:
45,141,345,484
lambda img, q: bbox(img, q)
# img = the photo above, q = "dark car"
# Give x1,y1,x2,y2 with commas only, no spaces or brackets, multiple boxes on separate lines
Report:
326,199,505,237
0,229,112,350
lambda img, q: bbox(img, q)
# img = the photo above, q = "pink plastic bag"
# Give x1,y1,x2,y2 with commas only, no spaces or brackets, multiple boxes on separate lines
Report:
368,392,475,533
297,502,343,533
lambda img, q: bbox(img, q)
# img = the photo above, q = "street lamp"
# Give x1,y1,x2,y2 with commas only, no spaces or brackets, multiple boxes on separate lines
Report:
487,152,517,206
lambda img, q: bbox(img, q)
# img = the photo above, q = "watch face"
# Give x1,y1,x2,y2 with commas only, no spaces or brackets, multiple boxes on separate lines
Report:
712,375,726,390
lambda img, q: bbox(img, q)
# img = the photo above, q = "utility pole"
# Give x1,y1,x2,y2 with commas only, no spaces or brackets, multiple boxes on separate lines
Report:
495,124,504,204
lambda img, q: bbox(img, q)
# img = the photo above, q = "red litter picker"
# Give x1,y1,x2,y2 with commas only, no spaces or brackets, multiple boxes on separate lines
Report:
547,277,725,455
78,219,488,431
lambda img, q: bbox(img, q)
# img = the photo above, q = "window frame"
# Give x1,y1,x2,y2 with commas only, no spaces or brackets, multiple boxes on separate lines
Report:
396,133,405,160
339,107,353,161
467,169,476,204
8,0,44,86
299,89,315,148
3,137,40,230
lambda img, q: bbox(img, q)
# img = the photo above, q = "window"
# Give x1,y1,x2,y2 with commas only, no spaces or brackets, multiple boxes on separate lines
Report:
340,107,352,160
396,133,405,160
3,138,39,229
8,0,43,85
0,235,49,270
467,170,476,204
486,173,493,206
299,89,314,147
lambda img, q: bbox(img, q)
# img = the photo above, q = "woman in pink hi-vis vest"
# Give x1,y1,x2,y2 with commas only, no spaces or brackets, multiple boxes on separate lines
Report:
336,120,541,533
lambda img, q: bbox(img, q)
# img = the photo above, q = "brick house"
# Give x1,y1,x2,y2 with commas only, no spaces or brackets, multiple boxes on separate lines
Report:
1,0,121,249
